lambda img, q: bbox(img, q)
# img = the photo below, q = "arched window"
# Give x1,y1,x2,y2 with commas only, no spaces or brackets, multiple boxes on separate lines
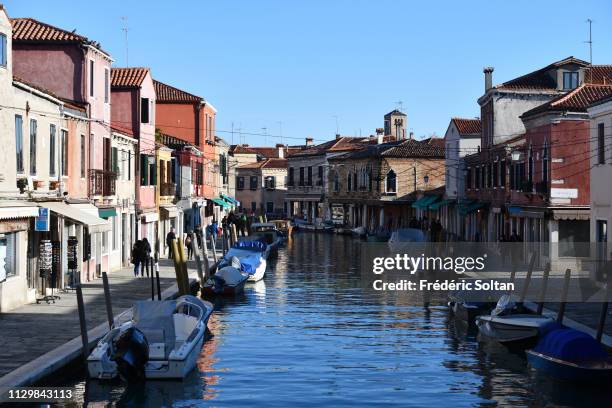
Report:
347,173,352,192
385,169,397,193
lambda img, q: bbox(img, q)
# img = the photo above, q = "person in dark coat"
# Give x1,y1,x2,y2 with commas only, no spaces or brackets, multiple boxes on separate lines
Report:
194,224,203,249
131,240,143,277
166,227,176,259
141,238,152,277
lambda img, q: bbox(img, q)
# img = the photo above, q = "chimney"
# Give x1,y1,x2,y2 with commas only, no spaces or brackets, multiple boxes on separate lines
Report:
305,137,314,146
335,133,341,140
409,131,414,140
276,143,285,158
376,128,384,144
483,67,494,92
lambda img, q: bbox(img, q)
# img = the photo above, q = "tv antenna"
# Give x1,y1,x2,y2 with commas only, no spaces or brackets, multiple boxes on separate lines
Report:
120,16,129,67
396,101,403,112
276,121,283,144
262,127,268,145
586,19,593,66
333,115,339,135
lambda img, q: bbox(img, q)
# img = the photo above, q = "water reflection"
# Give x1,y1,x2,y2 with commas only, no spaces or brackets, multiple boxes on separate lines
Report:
53,234,611,407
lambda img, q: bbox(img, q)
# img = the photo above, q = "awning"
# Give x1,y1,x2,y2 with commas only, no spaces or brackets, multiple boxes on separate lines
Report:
220,193,238,205
429,199,454,211
412,195,439,209
552,209,590,221
211,198,231,209
0,201,39,220
98,207,117,219
458,201,487,216
42,202,110,233
142,211,159,223
160,205,179,219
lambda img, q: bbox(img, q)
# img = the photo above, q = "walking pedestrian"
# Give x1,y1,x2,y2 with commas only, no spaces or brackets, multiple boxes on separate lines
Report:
207,220,219,248
141,238,152,277
166,227,176,259
131,240,143,277
194,224,203,249
186,231,194,260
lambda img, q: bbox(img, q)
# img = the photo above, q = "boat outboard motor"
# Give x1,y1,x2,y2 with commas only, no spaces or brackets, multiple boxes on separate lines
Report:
111,327,149,382
230,256,242,270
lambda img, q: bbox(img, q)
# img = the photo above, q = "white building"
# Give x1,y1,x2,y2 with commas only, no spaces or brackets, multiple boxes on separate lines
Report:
588,95,612,280
442,118,481,238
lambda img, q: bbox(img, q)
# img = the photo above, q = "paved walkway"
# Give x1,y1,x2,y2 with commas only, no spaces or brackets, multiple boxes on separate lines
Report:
0,250,221,386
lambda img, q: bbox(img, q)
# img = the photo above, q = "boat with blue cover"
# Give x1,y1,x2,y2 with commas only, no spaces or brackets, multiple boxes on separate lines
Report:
218,240,268,282
526,328,612,383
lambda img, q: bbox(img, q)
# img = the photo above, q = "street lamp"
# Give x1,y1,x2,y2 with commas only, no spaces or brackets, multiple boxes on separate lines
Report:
423,174,429,187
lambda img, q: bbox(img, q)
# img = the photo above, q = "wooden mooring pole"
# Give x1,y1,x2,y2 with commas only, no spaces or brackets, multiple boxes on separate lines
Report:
192,238,205,284
150,256,155,300
76,285,89,363
177,238,189,295
518,252,537,306
171,240,186,295
557,269,572,324
536,262,551,315
101,272,113,329
596,279,610,342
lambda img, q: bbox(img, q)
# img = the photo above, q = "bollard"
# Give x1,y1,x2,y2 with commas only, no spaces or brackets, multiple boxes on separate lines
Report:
557,269,572,324
156,272,162,301
101,272,113,330
536,263,551,315
150,257,155,301
144,256,150,278
76,285,89,363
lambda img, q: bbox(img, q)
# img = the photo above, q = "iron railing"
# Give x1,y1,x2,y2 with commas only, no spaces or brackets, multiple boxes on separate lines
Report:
89,169,117,196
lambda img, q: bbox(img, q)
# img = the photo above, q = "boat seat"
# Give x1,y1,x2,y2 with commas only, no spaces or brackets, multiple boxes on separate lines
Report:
138,328,170,360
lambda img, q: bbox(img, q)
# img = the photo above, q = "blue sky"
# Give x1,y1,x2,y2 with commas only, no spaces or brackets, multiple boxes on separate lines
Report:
5,0,612,145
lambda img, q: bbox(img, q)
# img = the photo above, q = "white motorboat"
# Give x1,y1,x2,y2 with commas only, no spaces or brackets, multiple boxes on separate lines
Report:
87,296,213,381
219,241,268,282
476,314,555,346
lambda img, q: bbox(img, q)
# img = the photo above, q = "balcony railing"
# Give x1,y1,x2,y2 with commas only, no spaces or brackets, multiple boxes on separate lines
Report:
160,182,176,197
89,169,117,196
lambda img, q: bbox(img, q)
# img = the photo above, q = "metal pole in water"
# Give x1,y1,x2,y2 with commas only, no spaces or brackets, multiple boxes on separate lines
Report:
76,285,89,363
150,256,155,300
536,262,551,315
557,269,571,324
155,257,162,300
101,272,113,329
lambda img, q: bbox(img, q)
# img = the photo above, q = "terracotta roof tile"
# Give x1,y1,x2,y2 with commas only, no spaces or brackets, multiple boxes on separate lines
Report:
111,68,149,88
262,158,288,168
230,145,305,158
332,138,445,160
11,18,107,53
496,56,589,91
451,118,481,135
522,84,612,117
154,80,201,103
291,137,368,157
584,65,612,85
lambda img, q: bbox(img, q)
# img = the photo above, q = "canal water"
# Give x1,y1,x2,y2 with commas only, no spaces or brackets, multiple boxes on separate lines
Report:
56,234,610,407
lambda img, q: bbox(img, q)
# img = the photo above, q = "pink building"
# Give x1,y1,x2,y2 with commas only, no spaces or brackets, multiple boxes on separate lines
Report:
11,18,114,277
111,68,158,246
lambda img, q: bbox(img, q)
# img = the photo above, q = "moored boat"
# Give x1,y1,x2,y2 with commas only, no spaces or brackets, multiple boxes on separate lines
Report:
87,296,213,381
270,219,294,236
202,266,249,296
476,314,557,348
526,328,612,383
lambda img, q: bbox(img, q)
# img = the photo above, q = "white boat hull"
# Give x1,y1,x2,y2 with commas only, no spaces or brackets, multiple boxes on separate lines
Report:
247,258,267,282
476,314,553,345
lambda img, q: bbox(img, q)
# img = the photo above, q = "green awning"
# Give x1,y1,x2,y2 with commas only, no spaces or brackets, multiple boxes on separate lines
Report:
429,199,454,211
220,193,238,205
458,201,486,216
211,198,231,209
98,207,117,219
412,195,439,209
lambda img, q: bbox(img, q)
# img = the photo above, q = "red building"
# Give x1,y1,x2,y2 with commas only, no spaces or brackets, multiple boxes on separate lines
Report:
154,80,217,228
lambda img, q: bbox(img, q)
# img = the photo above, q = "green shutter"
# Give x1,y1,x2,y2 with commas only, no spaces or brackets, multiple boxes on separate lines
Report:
112,147,118,174
140,154,148,185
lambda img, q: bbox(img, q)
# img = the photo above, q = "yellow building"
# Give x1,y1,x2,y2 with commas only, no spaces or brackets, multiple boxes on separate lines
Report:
156,143,181,258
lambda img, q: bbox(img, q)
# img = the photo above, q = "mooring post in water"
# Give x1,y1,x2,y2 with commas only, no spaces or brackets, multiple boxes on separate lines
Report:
177,238,189,295
210,234,218,265
156,269,162,300
231,224,238,247
557,269,572,324
192,238,205,284
76,285,89,363
101,272,113,329
518,252,537,305
171,240,185,295
596,279,610,342
536,262,551,315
